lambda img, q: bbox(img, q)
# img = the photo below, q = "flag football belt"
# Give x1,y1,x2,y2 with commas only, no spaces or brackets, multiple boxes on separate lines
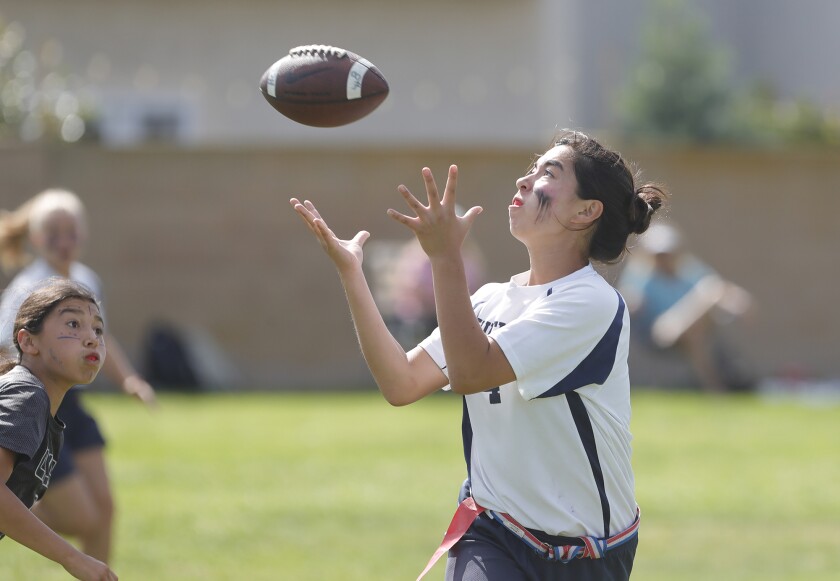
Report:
417,497,640,580
485,505,641,562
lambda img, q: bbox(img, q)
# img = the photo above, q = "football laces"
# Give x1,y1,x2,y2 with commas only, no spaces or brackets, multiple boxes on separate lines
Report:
290,45,348,59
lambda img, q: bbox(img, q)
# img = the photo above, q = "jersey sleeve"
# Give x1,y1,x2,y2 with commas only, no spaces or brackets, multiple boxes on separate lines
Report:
491,283,622,400
418,282,503,380
418,327,448,381
0,284,32,352
0,383,49,460
0,263,55,352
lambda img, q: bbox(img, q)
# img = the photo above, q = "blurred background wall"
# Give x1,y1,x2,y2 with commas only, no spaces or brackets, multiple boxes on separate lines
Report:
1,144,837,388
5,0,838,147
2,0,839,389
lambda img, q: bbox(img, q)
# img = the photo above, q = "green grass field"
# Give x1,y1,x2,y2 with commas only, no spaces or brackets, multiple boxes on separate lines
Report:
2,390,839,580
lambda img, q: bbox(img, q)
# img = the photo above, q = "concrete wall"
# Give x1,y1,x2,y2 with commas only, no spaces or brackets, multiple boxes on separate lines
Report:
2,143,838,388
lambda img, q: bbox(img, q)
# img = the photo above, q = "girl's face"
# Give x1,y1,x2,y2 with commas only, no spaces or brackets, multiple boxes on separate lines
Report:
31,210,85,270
509,144,602,244
23,298,106,387
509,145,580,236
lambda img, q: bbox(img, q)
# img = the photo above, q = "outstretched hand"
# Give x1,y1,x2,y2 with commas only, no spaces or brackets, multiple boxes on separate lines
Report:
387,165,482,259
289,198,370,273
122,375,158,410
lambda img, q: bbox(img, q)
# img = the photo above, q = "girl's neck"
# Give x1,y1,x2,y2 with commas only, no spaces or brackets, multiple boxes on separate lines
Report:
20,361,69,417
525,242,588,286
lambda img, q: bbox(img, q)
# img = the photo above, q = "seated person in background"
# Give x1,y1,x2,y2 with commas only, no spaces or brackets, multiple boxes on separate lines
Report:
618,223,754,393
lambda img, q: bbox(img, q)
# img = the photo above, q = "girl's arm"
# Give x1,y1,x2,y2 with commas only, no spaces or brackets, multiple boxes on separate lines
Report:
388,166,516,395
290,199,447,406
102,336,157,407
428,252,515,394
0,448,117,580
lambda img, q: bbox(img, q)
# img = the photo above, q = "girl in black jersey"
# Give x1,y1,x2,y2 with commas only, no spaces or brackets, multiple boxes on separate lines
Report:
0,279,117,581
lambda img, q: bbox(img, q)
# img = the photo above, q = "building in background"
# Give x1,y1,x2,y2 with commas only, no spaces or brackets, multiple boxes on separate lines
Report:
3,0,839,147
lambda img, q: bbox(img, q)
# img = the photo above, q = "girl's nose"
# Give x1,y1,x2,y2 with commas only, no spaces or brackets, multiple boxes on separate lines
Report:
515,175,530,191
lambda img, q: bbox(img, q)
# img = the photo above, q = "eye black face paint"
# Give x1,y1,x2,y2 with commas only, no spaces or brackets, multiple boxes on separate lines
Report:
535,188,552,221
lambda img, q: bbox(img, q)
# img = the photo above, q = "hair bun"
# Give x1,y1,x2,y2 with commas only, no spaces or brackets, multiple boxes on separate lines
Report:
630,184,667,234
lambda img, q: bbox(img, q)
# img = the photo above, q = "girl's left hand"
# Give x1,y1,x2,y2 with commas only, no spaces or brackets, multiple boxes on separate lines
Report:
122,375,158,409
290,198,370,274
387,165,482,259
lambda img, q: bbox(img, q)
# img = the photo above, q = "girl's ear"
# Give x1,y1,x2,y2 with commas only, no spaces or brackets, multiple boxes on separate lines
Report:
17,329,39,356
573,199,603,225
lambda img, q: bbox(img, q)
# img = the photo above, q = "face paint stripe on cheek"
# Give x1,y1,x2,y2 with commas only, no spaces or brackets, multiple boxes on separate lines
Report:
535,188,553,221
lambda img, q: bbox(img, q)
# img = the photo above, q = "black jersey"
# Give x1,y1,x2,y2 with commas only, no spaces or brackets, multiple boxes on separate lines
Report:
0,365,65,539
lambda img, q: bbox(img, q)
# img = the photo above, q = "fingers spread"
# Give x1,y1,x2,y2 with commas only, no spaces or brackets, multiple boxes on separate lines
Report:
352,230,371,246
397,184,425,214
303,200,325,222
313,218,335,239
462,205,483,224
291,202,320,236
387,208,419,230
422,167,441,205
442,165,458,206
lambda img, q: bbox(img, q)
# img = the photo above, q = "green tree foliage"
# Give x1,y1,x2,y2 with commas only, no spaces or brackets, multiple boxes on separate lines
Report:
616,0,840,146
731,81,840,146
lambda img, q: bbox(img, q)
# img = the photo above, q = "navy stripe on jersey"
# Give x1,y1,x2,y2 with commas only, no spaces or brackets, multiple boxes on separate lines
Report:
461,397,474,480
536,291,625,399
567,391,611,537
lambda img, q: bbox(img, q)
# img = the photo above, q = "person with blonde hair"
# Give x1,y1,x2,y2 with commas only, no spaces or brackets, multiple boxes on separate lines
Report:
0,188,157,564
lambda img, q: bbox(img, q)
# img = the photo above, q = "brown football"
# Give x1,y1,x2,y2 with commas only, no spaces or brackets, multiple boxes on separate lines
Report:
259,45,389,127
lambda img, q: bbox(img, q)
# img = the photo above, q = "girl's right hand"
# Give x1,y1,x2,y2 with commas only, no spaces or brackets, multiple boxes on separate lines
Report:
290,198,370,273
63,552,118,580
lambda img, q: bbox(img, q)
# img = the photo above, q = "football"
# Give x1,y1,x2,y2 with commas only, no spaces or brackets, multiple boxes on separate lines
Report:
259,45,389,127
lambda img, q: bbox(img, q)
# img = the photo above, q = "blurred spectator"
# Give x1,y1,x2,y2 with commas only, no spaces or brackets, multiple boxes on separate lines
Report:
618,223,755,392
387,236,486,348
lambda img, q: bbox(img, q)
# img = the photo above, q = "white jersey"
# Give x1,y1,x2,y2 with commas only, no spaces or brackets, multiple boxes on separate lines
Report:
420,264,636,538
0,258,104,353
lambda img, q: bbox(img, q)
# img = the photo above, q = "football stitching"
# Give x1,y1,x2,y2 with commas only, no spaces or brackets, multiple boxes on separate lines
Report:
289,45,348,59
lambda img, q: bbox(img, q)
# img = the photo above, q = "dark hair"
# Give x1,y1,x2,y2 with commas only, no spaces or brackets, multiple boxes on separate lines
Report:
553,129,668,263
0,278,101,375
